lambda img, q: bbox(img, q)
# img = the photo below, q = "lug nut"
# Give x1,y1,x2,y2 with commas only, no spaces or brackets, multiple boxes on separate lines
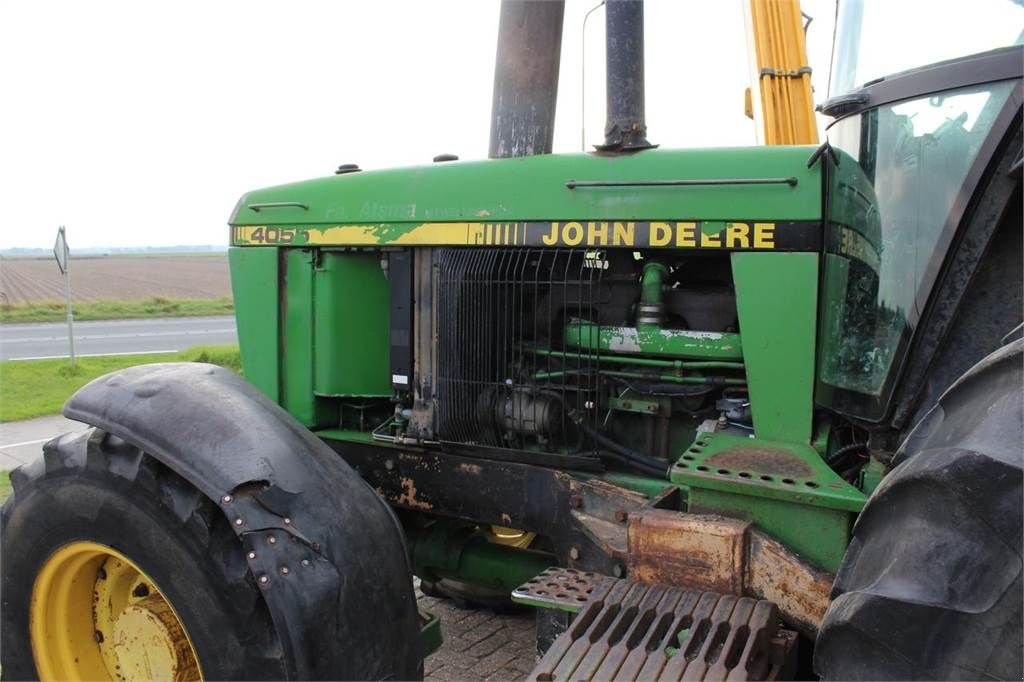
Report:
301,559,310,567
280,566,290,575
222,495,232,503
234,518,243,526
247,551,256,560
268,536,277,545
284,517,291,525
259,575,269,585
569,546,580,561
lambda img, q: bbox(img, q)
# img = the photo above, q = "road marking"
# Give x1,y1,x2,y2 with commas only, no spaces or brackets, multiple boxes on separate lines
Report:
0,436,53,448
9,349,180,362
5,329,236,343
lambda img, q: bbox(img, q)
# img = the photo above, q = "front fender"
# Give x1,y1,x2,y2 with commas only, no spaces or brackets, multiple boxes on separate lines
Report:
64,362,422,680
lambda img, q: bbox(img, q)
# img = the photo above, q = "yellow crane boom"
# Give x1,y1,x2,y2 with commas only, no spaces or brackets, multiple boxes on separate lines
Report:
744,0,819,145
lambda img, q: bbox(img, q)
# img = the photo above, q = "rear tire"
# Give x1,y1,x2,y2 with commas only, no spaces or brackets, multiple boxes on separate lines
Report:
1,428,286,680
815,341,1023,680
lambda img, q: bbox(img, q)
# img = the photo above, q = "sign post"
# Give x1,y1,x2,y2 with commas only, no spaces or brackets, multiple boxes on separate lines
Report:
53,226,75,367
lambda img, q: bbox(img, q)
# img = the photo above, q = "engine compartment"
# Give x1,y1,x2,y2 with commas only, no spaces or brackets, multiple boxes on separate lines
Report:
379,246,751,476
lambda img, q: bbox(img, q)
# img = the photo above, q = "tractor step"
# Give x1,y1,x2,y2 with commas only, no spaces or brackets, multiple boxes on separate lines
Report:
514,567,798,681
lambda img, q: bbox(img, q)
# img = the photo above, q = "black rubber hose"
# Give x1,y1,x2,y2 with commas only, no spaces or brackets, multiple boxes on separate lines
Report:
826,442,869,467
577,421,670,479
596,450,669,478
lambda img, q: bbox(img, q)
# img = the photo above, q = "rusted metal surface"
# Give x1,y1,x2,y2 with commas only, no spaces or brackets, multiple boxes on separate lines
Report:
744,530,833,637
625,510,832,637
526,575,797,681
511,567,614,612
627,510,750,594
703,447,814,478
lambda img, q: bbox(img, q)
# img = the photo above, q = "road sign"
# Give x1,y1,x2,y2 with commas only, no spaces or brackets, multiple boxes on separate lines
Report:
53,226,75,366
53,226,69,274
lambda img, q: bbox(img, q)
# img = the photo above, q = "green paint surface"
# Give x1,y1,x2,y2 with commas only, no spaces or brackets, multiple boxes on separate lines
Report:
282,249,335,428
565,321,743,360
689,489,850,572
313,253,391,397
670,432,865,513
732,252,818,442
231,146,820,227
671,432,863,571
229,247,279,400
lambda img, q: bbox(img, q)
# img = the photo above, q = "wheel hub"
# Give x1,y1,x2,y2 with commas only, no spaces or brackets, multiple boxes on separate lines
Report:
30,541,202,681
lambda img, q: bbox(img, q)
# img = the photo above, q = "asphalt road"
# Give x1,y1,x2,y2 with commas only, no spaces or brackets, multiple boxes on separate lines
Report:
0,316,237,361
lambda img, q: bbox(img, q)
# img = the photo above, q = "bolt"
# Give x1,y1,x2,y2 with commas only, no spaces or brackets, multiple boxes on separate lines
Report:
94,630,104,643
268,536,277,545
258,575,269,585
222,494,232,503
384,459,395,471
301,559,310,567
569,546,580,561
614,509,628,523
569,494,584,509
612,563,625,578
584,400,595,409
280,566,290,576
283,517,291,525
234,518,243,526
247,551,256,560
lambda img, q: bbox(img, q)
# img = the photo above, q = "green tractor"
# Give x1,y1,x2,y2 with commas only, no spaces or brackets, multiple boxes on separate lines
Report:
3,1,1022,679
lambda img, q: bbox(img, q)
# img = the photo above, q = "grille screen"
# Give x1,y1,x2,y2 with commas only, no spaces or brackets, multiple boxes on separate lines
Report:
435,248,605,452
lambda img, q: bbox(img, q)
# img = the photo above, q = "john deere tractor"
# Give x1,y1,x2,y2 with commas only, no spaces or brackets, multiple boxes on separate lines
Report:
4,1,1022,679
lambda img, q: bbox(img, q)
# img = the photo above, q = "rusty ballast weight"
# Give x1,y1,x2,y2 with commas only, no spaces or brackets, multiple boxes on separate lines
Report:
526,570,798,681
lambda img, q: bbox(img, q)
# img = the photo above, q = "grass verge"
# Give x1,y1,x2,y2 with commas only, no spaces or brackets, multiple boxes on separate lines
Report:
0,296,234,324
0,345,241,422
0,470,10,503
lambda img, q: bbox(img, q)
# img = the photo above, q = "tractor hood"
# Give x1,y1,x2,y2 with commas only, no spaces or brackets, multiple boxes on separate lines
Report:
229,147,822,247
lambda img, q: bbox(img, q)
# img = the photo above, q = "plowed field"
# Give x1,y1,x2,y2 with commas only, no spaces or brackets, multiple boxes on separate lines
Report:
0,255,231,304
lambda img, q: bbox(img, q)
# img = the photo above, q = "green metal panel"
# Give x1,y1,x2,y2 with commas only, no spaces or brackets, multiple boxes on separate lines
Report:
228,246,279,400
670,432,863,571
731,252,818,442
688,489,850,572
230,146,821,228
282,249,335,428
670,433,865,513
313,253,390,397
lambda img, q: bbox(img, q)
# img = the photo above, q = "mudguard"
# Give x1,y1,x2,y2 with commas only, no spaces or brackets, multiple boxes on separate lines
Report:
64,362,423,680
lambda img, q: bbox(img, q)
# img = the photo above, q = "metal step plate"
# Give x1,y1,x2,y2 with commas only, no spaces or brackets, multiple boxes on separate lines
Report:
518,568,797,681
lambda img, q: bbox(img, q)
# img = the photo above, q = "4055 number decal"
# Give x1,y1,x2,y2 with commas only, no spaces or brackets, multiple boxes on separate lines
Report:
233,226,298,244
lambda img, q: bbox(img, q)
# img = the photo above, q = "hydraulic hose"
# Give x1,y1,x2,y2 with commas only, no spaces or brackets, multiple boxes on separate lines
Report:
596,450,668,478
826,442,869,467
575,419,671,479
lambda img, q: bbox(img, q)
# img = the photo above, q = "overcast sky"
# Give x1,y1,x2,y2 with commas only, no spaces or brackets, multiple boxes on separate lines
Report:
1,0,1014,250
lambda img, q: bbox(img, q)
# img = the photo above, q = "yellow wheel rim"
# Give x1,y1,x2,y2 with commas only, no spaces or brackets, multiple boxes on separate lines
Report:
30,541,203,681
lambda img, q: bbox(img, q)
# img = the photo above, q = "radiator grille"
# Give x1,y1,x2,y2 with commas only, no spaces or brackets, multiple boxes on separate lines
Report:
435,248,605,452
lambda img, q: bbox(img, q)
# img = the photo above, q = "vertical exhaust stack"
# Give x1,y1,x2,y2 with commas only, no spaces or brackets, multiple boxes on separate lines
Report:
598,0,655,152
489,0,566,158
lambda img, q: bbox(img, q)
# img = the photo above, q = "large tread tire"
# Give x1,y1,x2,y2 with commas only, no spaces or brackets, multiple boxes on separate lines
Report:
815,340,1023,680
1,428,287,680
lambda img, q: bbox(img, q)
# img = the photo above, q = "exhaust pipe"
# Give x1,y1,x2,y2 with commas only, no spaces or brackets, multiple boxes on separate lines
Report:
598,0,654,152
489,0,566,158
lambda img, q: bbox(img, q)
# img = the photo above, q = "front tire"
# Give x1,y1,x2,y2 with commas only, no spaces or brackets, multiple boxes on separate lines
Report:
2,428,285,680
815,341,1023,680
